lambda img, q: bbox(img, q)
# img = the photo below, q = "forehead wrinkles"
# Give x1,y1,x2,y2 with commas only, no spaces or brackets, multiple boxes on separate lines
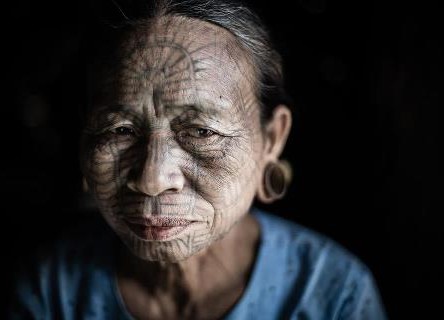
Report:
118,16,227,76
119,41,197,90
116,17,257,108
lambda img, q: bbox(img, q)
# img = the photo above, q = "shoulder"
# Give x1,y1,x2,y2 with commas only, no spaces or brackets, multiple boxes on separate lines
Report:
8,216,119,319
253,208,361,270
250,209,387,319
27,215,115,274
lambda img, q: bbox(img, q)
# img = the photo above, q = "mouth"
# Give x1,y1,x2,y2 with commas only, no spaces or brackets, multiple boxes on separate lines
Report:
122,216,197,241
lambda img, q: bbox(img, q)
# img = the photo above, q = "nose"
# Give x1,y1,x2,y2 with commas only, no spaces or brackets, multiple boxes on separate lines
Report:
127,132,185,196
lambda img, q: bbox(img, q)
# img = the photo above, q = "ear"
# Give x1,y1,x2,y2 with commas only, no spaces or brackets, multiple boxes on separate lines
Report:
263,105,292,161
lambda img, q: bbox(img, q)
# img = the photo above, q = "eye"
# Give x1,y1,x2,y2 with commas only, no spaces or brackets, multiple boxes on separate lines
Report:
112,126,136,136
179,127,217,139
191,128,215,138
177,127,220,148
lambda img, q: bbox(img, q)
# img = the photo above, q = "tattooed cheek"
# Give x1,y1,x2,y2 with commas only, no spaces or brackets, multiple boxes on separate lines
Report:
194,150,248,179
186,145,237,173
182,135,235,161
89,134,133,156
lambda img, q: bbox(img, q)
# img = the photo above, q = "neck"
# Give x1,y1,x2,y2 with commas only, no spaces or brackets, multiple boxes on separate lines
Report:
115,213,260,320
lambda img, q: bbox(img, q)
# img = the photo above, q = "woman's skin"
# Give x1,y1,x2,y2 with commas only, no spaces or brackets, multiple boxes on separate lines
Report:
82,16,291,319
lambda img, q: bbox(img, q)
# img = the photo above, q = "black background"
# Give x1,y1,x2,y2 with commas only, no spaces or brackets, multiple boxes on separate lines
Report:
2,0,443,319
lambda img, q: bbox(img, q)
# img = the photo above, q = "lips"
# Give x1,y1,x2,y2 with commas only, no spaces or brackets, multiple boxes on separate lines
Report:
122,216,196,240
123,216,196,226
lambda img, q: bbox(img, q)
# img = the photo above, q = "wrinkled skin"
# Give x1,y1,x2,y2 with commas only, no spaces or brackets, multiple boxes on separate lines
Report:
82,16,265,262
81,16,291,319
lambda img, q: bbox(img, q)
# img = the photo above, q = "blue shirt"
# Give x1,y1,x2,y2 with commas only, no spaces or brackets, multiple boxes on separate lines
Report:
8,209,388,319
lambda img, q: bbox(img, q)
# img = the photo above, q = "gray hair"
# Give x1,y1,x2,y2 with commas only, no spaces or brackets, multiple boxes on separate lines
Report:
88,0,291,121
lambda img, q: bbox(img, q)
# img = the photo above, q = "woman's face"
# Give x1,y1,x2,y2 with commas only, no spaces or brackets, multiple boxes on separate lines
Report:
82,16,267,262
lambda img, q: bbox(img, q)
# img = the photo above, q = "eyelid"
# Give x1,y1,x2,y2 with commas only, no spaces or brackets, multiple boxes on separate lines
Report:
181,127,217,140
170,111,238,135
96,122,139,136
181,125,220,135
177,122,242,138
110,121,135,128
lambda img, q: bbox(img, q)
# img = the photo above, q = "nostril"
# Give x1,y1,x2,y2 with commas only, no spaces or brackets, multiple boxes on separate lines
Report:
126,174,185,196
126,180,139,193
167,172,185,192
126,166,143,193
164,188,180,194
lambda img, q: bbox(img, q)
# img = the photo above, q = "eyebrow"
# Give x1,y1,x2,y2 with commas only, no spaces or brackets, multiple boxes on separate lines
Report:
164,103,226,119
91,104,145,126
93,103,227,125
93,82,238,120
163,89,235,114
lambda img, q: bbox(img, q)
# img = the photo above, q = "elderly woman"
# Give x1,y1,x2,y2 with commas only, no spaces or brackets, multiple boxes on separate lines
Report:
9,0,387,319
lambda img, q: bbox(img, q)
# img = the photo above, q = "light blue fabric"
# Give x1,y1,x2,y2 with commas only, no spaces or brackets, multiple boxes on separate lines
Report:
9,209,388,319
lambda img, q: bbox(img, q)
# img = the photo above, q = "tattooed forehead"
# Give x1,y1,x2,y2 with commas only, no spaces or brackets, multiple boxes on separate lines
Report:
92,16,257,120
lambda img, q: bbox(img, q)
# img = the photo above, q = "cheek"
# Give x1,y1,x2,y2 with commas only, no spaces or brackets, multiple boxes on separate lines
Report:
184,135,263,234
83,140,134,203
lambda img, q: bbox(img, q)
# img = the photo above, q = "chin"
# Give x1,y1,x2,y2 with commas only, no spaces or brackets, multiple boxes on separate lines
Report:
119,228,211,263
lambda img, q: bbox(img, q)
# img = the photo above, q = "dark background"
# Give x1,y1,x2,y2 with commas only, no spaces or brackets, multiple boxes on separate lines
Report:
2,0,442,318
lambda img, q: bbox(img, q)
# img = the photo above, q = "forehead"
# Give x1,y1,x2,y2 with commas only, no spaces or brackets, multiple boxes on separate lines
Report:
93,16,256,111
124,16,247,70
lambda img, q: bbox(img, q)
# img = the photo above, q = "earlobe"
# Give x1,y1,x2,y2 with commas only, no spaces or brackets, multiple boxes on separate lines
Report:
256,160,292,203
